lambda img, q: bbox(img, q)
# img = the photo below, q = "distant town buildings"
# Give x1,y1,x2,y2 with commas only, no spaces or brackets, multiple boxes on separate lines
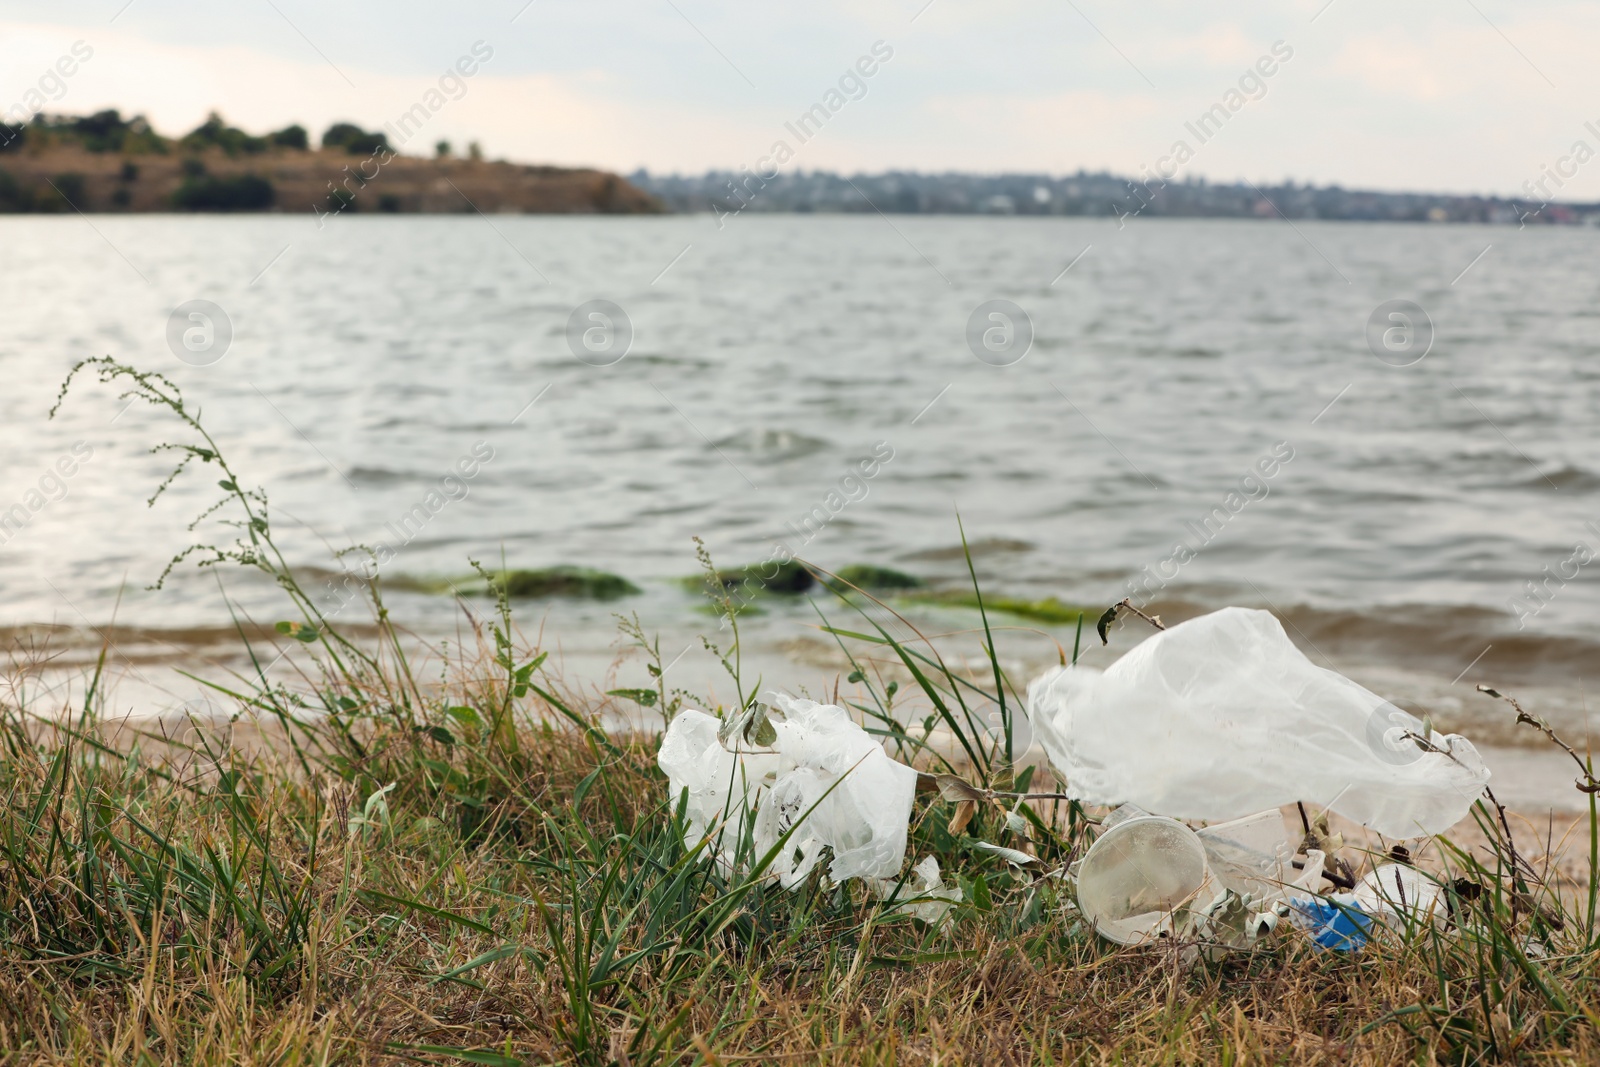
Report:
630,168,1600,225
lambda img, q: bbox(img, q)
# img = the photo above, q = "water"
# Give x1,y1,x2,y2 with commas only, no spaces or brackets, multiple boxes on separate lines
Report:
1,213,1596,762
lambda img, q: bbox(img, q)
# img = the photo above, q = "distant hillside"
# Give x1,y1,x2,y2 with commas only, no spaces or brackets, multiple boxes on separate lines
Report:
634,168,1600,226
0,111,661,215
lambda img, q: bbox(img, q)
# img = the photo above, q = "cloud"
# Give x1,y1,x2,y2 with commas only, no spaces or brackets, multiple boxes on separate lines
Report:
0,21,755,170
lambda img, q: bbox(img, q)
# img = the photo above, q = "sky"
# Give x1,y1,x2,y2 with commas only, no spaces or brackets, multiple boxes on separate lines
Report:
3,0,1600,198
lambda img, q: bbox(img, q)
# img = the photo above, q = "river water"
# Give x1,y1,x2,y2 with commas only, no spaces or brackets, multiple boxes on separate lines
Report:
1,213,1596,803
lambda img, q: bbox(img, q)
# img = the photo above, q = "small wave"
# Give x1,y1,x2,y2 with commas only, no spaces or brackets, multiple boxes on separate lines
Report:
0,620,376,661
1133,595,1600,690
1511,465,1600,492
902,538,1035,562
347,466,431,486
619,353,714,369
712,428,829,461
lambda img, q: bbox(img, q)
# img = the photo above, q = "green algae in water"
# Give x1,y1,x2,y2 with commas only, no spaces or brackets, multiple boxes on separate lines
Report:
685,559,816,595
690,561,925,597
826,564,924,591
898,590,1089,624
485,566,640,600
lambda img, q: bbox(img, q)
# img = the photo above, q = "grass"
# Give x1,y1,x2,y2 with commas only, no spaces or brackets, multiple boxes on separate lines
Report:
5,358,1599,1065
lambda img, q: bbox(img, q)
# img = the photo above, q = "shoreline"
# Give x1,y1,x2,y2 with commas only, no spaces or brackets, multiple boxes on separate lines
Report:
12,626,1592,823
6,580,1592,739
0,144,661,215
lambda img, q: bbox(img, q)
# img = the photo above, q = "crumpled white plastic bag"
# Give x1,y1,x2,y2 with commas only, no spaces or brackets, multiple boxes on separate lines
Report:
1027,607,1489,838
868,856,963,927
657,692,917,889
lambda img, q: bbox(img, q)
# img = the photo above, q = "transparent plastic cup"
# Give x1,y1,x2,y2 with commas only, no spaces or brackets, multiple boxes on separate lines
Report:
1075,814,1214,944
1195,809,1293,904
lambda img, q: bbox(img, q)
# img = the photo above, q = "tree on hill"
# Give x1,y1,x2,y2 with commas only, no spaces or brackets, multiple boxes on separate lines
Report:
269,124,309,150
182,112,268,156
3,111,165,154
321,122,389,155
71,110,133,151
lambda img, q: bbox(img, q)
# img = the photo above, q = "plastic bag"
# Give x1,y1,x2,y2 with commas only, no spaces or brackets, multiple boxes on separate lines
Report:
656,692,917,889
869,856,963,927
1353,863,1445,926
1027,607,1489,839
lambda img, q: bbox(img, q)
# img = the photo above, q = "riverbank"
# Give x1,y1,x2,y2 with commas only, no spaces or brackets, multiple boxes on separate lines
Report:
4,650,1597,1066
8,600,1595,823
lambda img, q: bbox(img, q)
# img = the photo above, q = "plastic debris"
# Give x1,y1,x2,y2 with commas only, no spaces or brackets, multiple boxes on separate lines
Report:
1073,807,1216,945
656,692,917,889
1353,863,1445,927
1292,896,1375,951
1288,865,1445,951
1067,800,1446,956
1190,890,1279,959
1195,809,1324,909
1027,607,1490,839
870,855,963,927
1073,805,1322,950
